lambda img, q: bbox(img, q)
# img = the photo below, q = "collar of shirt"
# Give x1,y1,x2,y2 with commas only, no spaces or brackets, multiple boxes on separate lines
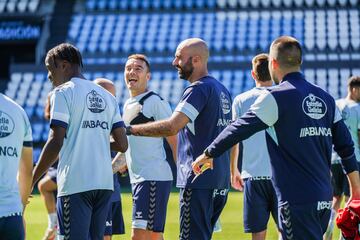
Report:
281,72,305,83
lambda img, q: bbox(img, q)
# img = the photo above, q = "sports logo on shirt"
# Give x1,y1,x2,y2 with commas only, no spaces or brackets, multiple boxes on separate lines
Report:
302,93,327,120
86,90,107,113
220,92,231,115
0,111,15,138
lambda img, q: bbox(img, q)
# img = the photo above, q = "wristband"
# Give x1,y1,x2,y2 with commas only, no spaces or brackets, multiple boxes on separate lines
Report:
125,126,132,135
204,148,213,158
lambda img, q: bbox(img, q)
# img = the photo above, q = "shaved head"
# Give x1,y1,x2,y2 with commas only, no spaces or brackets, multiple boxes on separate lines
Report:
94,78,116,97
177,38,209,63
269,36,302,69
173,38,210,82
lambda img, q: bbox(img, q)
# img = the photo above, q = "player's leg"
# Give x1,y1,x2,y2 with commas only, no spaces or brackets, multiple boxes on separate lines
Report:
38,171,58,240
325,163,345,240
0,214,24,240
278,201,331,240
149,181,171,240
131,181,171,240
104,200,125,240
210,189,228,239
242,179,271,240
57,192,92,240
179,188,226,240
89,190,113,240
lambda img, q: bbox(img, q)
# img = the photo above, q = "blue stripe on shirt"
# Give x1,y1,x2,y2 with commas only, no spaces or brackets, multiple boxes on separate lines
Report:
50,119,68,129
23,141,33,147
112,121,125,131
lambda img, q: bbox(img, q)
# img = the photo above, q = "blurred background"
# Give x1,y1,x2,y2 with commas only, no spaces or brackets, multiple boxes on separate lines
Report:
0,0,359,187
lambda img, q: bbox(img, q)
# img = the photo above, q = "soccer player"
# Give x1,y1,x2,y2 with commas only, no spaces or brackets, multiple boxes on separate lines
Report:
230,53,278,240
192,36,360,240
32,43,128,240
114,54,177,240
93,78,126,240
0,93,33,239
38,91,58,240
325,76,360,240
126,39,232,240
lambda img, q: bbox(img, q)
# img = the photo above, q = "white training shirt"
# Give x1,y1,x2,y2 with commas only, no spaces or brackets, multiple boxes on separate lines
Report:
50,78,124,196
232,87,272,179
0,93,32,217
123,91,173,184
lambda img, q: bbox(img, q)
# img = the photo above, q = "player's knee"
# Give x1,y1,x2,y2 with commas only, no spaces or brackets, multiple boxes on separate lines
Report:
150,232,163,240
38,179,46,193
132,229,149,240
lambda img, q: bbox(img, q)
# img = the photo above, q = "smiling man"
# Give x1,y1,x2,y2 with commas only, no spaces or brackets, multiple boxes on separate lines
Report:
117,54,177,240
126,39,232,240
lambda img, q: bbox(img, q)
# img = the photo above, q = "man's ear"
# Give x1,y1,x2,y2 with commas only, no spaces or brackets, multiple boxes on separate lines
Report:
146,72,151,81
271,58,279,70
192,55,201,64
251,70,257,81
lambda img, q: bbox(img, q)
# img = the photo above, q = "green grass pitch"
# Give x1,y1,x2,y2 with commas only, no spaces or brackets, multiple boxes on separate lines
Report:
24,191,341,239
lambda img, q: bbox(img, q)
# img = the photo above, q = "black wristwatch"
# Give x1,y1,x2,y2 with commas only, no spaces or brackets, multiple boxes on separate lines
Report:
204,148,212,158
125,126,132,135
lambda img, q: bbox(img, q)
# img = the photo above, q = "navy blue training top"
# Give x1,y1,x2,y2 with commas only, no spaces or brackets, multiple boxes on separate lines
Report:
174,76,232,189
207,72,357,204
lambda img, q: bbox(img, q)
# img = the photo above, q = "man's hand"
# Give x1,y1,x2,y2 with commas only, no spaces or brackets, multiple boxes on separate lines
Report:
112,152,127,174
192,153,213,175
231,168,244,191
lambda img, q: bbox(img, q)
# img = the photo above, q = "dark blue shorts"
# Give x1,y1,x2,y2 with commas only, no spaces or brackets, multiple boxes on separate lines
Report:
0,214,24,240
57,189,112,240
331,162,360,197
243,178,278,233
131,181,172,232
278,201,331,240
47,167,57,184
179,188,228,240
104,201,125,236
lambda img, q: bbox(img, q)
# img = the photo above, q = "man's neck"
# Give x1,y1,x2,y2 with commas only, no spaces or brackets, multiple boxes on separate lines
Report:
129,89,147,98
188,69,208,83
255,80,273,88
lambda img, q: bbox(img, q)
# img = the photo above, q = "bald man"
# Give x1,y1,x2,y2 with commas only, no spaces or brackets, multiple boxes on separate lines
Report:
94,78,126,240
126,38,232,240
192,36,360,240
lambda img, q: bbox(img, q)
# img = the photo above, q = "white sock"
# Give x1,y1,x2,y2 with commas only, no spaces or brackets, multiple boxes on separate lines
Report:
48,212,58,229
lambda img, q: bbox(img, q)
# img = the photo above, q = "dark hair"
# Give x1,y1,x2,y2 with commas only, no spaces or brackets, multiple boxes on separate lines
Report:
252,53,271,82
271,36,302,69
348,76,360,89
46,43,83,68
127,54,150,72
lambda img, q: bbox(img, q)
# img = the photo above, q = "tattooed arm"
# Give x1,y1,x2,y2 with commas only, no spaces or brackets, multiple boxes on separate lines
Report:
112,152,127,174
129,112,189,137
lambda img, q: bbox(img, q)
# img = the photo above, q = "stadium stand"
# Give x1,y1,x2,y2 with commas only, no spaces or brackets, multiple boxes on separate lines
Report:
1,0,359,165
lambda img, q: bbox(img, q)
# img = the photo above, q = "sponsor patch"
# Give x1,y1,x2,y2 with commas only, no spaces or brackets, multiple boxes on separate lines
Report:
86,90,106,113
302,93,327,120
0,111,15,138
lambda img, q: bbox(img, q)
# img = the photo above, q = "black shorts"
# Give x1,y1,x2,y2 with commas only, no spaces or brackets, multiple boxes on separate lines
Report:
331,163,349,196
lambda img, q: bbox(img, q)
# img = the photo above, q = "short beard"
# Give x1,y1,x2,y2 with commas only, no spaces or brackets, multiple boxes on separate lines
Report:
178,57,194,80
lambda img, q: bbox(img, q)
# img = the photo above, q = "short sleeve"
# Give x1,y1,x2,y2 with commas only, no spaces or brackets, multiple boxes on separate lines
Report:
232,97,242,120
22,109,33,147
174,86,207,122
249,91,279,127
153,98,172,121
50,90,70,129
333,105,342,124
111,104,125,130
